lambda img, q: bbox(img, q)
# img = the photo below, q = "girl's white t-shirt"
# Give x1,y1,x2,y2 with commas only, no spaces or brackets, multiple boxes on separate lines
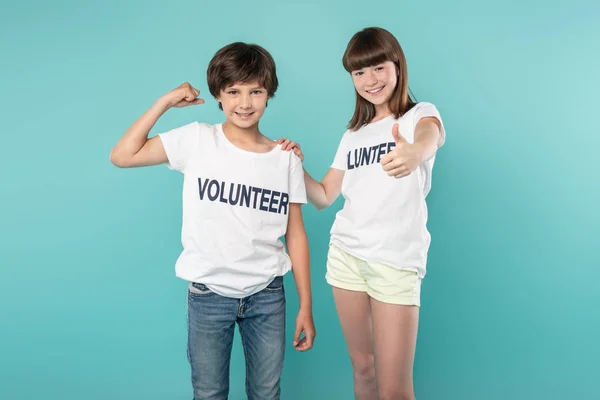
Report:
329,102,446,278
159,122,306,298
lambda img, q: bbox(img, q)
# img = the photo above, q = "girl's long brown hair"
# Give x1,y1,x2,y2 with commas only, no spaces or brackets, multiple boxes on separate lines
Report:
343,27,416,131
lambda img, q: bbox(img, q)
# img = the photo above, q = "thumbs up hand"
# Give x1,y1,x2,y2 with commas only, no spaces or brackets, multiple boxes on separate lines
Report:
380,123,424,179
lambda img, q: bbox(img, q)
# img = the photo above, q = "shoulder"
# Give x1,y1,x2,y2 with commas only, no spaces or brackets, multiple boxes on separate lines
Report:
406,103,443,129
160,121,213,137
277,143,302,163
270,143,303,171
195,122,218,135
407,102,440,116
338,127,357,144
192,122,221,144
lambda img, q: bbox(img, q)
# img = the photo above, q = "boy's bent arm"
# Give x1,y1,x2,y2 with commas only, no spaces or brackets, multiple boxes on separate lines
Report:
285,203,316,351
110,99,170,168
110,82,203,168
304,168,344,210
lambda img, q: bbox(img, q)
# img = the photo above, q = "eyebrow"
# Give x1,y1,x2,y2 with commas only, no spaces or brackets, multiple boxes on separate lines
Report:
226,85,265,91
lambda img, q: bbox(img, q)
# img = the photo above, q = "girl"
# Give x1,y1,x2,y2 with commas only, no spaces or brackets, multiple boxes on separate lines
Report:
280,27,445,400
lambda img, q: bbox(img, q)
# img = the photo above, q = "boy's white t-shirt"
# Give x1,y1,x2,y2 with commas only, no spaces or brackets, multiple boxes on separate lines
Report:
158,122,306,298
329,102,446,278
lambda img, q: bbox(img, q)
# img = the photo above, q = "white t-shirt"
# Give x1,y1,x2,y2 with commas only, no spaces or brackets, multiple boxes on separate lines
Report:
329,102,446,278
158,122,306,298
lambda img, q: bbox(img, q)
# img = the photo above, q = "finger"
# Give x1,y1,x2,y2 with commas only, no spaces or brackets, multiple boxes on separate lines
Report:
392,123,408,145
301,332,316,351
380,154,392,165
282,139,292,150
296,337,311,351
394,167,411,178
294,337,307,351
387,166,407,177
386,166,403,176
382,160,401,172
293,327,302,347
277,138,285,144
184,91,194,101
293,148,304,161
380,150,398,165
284,142,294,151
175,98,204,107
306,332,315,349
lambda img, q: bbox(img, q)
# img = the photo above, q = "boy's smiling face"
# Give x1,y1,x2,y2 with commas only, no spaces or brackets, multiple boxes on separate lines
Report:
217,81,269,129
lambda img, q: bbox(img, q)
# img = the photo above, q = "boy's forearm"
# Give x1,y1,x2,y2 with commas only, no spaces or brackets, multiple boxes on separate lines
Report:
286,230,312,311
111,97,170,160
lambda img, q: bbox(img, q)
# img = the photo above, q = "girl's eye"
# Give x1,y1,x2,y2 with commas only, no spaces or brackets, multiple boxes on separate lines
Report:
375,66,384,71
354,71,363,76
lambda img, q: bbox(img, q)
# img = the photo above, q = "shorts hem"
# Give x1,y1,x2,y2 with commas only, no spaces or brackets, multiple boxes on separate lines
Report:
326,276,367,293
367,290,420,307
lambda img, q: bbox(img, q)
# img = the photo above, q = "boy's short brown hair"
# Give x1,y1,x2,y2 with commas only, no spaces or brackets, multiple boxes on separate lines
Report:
207,42,279,109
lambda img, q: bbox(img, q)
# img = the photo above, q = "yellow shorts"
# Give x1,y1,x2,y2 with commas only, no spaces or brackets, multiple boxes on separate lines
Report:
326,243,421,306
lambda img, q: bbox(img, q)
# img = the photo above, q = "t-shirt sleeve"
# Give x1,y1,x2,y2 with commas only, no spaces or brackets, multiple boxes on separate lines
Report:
158,122,200,172
413,102,446,147
288,154,307,204
330,134,348,170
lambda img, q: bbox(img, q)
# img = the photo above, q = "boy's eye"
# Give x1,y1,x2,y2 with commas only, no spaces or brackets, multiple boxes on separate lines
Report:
354,71,363,76
375,66,384,71
228,90,238,95
251,90,263,95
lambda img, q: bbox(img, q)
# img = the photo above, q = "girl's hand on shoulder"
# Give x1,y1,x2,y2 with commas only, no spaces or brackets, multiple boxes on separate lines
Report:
277,138,304,162
380,124,424,178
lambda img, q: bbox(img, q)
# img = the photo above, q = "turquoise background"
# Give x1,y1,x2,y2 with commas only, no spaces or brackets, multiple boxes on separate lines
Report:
1,0,599,399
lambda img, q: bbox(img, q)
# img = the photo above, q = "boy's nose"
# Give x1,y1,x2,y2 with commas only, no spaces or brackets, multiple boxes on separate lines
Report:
240,95,252,109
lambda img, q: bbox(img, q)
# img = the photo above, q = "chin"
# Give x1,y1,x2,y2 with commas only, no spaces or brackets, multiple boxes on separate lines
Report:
362,96,386,106
359,91,384,103
228,118,259,129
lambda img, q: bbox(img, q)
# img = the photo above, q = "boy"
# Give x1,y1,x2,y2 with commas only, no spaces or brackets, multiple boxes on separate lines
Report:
110,42,315,400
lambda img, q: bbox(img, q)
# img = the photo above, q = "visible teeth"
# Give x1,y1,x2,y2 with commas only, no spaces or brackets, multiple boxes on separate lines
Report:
367,87,383,93
236,112,252,116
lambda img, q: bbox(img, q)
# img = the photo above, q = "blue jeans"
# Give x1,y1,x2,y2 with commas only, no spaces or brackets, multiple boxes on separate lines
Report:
187,276,286,400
